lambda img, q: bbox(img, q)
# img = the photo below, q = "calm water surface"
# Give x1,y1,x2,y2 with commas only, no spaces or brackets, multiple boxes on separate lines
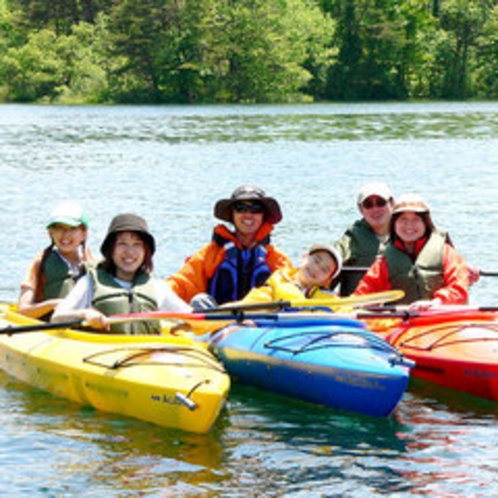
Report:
1,102,498,496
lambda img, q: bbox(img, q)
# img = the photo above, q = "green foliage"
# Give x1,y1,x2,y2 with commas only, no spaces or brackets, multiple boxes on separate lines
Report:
428,0,490,99
0,0,498,103
206,0,335,103
473,6,498,98
0,13,111,102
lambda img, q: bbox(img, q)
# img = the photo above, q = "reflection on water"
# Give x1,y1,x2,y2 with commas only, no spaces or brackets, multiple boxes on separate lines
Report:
1,103,498,496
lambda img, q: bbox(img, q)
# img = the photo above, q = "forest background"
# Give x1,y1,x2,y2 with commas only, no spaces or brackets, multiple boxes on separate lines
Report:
0,0,497,104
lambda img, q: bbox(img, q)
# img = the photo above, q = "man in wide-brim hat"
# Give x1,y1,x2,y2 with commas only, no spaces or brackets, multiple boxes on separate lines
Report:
167,185,291,308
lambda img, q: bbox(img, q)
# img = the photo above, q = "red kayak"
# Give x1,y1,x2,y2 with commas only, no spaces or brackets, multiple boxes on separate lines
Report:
369,309,498,401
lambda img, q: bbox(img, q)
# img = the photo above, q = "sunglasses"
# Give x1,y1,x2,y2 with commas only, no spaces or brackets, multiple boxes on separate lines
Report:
362,198,388,209
232,201,264,214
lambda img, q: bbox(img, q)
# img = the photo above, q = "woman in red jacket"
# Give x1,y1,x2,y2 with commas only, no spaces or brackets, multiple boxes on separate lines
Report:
354,194,469,310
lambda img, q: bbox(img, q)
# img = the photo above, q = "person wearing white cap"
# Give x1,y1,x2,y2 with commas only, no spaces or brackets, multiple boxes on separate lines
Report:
233,243,343,306
354,194,470,310
52,213,191,333
167,185,291,309
334,182,395,296
17,201,93,320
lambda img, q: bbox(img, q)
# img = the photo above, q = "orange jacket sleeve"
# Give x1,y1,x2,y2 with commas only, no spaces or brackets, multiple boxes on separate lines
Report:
265,244,292,272
433,244,469,304
166,242,225,303
353,257,391,295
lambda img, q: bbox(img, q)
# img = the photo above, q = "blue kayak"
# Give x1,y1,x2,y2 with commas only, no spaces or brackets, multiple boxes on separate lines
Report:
206,317,413,417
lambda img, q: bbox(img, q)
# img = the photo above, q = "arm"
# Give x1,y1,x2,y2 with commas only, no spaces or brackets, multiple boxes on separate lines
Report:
265,244,292,271
166,243,222,302
51,275,110,330
18,288,62,319
334,231,353,263
154,280,193,312
353,257,391,295
17,255,61,319
432,244,469,305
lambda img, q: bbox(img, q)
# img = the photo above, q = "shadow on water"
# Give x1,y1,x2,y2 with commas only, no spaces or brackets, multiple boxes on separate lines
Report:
405,377,498,419
210,384,412,497
0,369,412,496
0,371,227,496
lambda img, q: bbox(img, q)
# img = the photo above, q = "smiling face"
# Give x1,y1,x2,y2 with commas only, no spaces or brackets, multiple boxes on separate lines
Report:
394,211,426,245
48,224,87,258
359,195,394,235
231,201,265,245
111,231,146,281
299,250,338,288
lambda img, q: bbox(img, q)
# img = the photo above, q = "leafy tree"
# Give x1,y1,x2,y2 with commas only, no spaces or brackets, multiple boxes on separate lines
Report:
0,14,110,102
206,0,334,102
323,0,434,100
428,0,490,99
11,0,113,33
107,0,333,103
0,28,65,100
107,0,210,103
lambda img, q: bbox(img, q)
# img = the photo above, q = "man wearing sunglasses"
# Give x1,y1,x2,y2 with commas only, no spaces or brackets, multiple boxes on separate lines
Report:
167,185,291,309
333,182,395,296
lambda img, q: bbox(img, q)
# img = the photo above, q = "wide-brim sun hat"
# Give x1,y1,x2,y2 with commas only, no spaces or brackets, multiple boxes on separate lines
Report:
392,194,430,215
100,213,156,255
214,185,283,224
357,182,393,205
47,201,88,228
308,243,343,280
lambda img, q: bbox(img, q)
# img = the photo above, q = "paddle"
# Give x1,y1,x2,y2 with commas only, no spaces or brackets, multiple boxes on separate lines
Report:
342,266,369,273
362,304,498,322
342,267,498,278
479,270,498,277
0,319,83,335
0,289,405,336
202,289,405,314
108,308,412,326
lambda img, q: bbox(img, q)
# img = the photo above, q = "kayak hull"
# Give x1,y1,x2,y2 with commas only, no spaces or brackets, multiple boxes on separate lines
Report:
207,318,412,417
0,305,230,433
373,312,498,401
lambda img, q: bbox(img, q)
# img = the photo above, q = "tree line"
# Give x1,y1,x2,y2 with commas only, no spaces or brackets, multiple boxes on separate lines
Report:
0,0,497,104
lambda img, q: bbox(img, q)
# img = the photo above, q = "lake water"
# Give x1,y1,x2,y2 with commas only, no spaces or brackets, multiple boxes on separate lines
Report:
1,102,498,496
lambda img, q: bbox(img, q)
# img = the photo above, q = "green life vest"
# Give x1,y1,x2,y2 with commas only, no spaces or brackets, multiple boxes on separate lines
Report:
41,250,85,300
336,219,387,296
89,264,160,335
385,231,446,304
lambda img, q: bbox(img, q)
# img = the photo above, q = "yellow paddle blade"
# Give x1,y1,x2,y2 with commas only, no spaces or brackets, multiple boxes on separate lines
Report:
290,290,405,309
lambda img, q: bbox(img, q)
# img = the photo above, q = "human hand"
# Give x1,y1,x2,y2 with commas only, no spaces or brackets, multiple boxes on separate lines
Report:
468,266,480,285
83,309,110,330
408,298,442,312
190,293,218,311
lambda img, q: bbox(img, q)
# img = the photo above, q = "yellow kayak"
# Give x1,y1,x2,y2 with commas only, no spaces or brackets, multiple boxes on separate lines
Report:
0,304,230,434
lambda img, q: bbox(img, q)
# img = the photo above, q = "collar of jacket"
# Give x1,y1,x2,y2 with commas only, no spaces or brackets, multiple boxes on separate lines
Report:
212,222,274,249
393,235,429,259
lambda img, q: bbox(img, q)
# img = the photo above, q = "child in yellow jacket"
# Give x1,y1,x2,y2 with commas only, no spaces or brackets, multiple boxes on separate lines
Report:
237,244,342,305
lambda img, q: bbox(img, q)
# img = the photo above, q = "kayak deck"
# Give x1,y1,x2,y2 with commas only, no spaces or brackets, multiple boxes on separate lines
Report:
374,313,498,401
0,305,230,433
207,318,412,417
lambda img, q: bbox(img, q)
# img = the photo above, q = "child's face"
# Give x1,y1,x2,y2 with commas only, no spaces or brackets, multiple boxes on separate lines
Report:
299,251,337,288
112,231,146,281
49,224,87,256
